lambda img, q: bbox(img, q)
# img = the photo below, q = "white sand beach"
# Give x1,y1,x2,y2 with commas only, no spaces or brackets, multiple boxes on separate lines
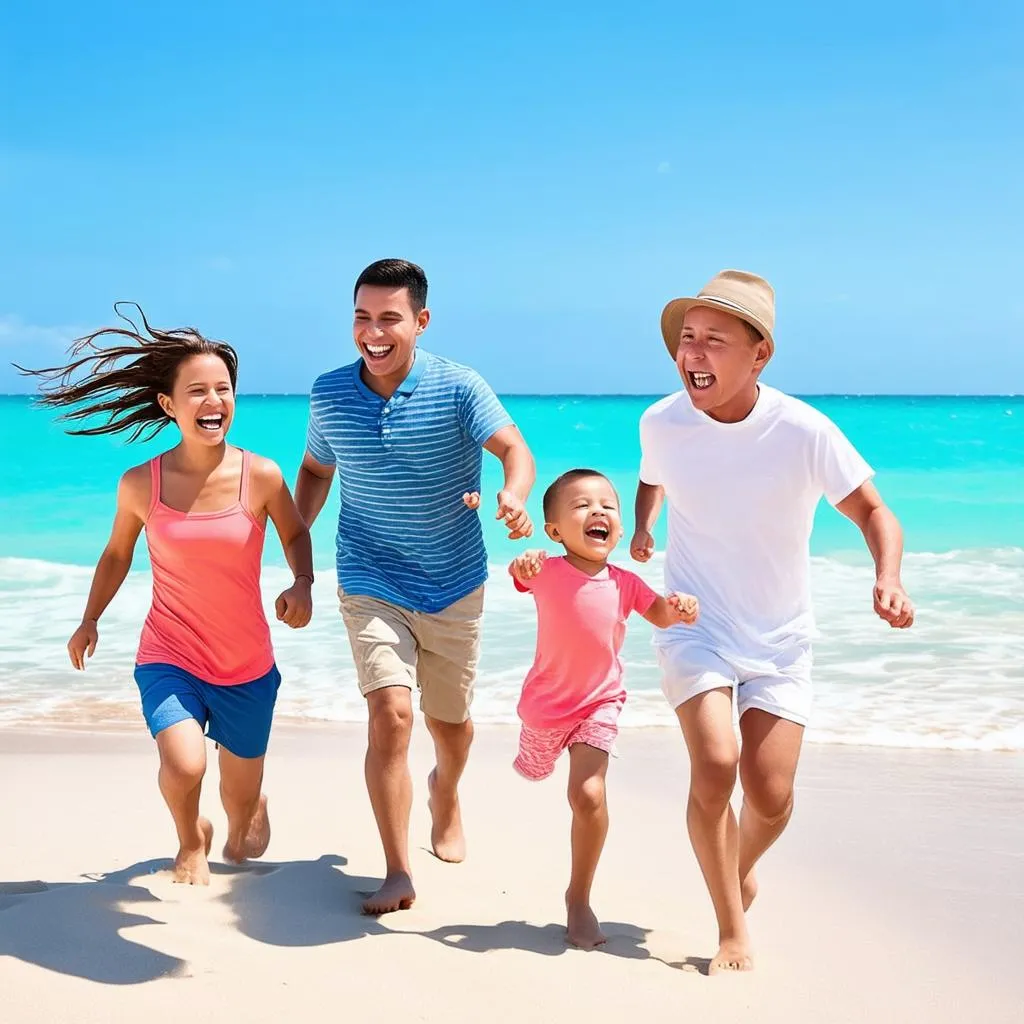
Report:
1,724,1021,1023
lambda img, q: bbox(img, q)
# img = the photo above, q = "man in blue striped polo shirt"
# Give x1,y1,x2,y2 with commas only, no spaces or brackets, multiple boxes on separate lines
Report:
295,259,535,915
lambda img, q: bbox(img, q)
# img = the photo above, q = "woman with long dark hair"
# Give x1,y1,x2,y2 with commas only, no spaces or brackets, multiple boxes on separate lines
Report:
20,306,314,884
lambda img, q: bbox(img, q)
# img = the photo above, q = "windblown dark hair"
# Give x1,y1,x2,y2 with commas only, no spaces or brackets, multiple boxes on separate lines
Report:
14,303,239,443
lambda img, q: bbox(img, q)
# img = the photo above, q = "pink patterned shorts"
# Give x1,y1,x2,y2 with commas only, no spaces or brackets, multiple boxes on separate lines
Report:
513,703,621,781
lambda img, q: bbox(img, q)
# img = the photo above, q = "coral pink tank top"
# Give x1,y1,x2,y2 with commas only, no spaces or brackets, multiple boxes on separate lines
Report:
136,450,275,685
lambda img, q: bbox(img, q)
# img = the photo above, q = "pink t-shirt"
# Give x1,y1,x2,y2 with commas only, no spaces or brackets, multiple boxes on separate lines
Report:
513,556,659,730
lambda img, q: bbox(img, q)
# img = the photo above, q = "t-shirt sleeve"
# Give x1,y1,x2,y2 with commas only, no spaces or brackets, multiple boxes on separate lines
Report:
459,371,514,446
620,568,659,616
638,412,661,486
814,418,874,506
305,392,336,466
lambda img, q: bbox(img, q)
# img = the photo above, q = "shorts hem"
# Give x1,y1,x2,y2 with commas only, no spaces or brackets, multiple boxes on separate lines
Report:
738,700,809,728
360,676,415,698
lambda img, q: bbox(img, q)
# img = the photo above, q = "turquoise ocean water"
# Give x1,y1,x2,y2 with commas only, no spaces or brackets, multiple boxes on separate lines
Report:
1,393,1022,749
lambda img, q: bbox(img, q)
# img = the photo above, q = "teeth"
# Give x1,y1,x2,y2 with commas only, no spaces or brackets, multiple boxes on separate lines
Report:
366,344,391,356
691,372,714,389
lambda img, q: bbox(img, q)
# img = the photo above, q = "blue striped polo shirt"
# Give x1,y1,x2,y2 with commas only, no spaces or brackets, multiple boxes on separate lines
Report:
306,349,513,613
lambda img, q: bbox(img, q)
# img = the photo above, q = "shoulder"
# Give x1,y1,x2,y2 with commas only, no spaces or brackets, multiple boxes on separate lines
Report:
765,387,842,437
118,460,154,518
422,351,493,393
608,563,647,590
311,362,358,400
245,451,284,488
640,391,691,433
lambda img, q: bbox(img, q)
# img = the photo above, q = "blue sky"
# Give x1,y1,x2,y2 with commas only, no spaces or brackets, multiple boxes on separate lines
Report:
2,1,1021,395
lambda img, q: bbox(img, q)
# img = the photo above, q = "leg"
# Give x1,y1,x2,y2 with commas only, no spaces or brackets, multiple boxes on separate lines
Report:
337,589,419,914
676,688,752,973
206,665,279,864
219,748,270,864
565,743,610,950
417,586,484,865
425,715,472,863
737,709,804,911
155,719,213,885
363,685,416,914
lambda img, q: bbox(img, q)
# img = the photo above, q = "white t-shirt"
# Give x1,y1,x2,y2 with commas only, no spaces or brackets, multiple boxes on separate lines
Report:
639,384,873,670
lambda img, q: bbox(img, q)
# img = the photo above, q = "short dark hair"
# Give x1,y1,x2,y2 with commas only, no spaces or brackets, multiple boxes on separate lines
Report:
742,320,763,344
542,468,615,522
353,259,428,313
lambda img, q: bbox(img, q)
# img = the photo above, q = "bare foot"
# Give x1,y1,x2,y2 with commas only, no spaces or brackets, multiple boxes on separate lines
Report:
709,936,754,974
224,794,271,865
174,818,214,885
741,866,758,912
362,872,416,915
427,768,466,863
566,896,607,950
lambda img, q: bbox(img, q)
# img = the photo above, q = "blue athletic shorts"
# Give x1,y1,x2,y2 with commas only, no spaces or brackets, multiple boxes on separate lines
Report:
133,662,281,759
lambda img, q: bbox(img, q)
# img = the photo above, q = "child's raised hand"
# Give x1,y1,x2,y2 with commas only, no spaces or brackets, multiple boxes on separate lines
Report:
666,592,699,625
510,549,547,582
67,620,98,670
463,492,481,510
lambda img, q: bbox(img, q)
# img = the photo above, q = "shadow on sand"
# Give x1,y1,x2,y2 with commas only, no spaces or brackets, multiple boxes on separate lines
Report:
1,854,710,982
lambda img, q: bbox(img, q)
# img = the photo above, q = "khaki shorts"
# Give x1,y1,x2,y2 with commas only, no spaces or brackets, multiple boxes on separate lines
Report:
337,586,484,724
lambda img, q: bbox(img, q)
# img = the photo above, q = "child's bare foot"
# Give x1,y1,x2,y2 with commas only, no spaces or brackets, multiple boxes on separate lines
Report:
362,872,416,915
709,936,754,974
174,818,214,885
223,794,271,864
427,768,466,863
741,866,758,912
565,896,607,950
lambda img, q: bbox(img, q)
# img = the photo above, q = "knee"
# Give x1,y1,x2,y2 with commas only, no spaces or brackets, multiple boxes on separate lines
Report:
160,749,205,789
368,698,413,757
568,774,606,818
690,747,739,812
742,774,794,824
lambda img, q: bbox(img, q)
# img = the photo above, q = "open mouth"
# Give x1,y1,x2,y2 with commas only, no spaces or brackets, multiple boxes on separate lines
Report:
688,370,716,391
363,343,395,361
585,524,610,541
196,414,224,432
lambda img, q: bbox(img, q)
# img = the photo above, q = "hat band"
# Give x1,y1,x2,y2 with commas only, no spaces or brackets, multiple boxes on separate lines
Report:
699,293,766,327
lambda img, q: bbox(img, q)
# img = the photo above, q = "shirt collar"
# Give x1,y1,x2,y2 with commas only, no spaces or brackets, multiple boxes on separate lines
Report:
353,348,427,402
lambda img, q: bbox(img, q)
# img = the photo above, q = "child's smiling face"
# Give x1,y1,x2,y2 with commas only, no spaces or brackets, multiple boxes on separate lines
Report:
545,474,624,563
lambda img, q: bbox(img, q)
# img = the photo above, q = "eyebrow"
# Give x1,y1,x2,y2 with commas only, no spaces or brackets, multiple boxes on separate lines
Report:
354,307,404,317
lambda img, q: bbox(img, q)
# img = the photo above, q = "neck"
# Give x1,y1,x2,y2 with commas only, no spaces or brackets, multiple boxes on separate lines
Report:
360,353,415,400
706,382,760,424
563,551,609,577
171,440,230,474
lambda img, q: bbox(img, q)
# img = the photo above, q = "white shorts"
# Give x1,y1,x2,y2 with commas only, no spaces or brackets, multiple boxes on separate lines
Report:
656,641,813,727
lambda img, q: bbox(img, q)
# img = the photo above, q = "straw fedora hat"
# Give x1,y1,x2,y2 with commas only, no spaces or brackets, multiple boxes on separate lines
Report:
661,270,775,359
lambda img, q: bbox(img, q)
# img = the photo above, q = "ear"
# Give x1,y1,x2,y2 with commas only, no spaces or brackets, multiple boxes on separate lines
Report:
753,338,772,370
156,393,175,420
544,523,560,542
416,307,431,334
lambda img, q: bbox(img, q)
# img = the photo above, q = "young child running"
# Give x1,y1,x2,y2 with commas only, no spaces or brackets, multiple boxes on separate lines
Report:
508,468,699,949
19,307,314,885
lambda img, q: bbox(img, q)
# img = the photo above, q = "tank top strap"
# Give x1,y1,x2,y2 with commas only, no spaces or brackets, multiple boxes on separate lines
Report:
146,456,162,520
239,449,252,515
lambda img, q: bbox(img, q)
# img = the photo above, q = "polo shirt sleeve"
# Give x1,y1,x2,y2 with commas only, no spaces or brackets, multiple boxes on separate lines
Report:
814,418,874,506
305,390,336,467
458,371,514,446
638,411,662,486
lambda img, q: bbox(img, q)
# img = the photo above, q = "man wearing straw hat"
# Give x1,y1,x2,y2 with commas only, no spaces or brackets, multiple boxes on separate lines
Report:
631,269,914,972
